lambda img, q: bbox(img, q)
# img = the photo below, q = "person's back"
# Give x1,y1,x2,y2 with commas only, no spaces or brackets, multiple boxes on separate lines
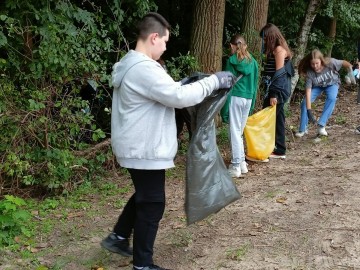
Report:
224,34,259,176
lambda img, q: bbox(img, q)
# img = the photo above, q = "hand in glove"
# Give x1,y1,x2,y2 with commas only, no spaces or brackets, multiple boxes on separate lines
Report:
180,77,191,85
347,66,356,84
307,109,316,124
215,71,236,89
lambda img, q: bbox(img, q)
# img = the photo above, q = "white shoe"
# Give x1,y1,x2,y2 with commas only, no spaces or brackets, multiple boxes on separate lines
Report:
318,126,328,136
295,130,308,138
240,161,248,174
228,165,241,178
269,152,286,159
355,126,360,134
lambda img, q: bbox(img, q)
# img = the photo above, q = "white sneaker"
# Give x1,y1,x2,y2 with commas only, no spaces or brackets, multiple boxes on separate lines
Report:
295,130,308,138
228,165,241,178
318,126,328,136
355,126,360,134
240,161,248,174
269,152,286,159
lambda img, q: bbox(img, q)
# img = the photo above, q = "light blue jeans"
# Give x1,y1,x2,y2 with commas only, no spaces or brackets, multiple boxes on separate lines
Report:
299,84,339,132
229,96,252,165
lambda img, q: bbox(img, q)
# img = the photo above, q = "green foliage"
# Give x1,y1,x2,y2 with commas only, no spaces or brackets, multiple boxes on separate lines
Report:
165,52,200,80
0,78,109,192
217,125,230,145
268,0,308,48
224,0,245,38
268,0,360,61
0,195,32,246
0,0,157,193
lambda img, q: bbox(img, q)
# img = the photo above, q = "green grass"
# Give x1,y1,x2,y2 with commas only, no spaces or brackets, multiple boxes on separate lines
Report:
217,125,229,145
226,244,249,261
169,229,193,247
335,115,346,124
264,189,281,199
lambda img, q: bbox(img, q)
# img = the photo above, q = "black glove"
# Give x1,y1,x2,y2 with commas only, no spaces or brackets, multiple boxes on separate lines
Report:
307,109,316,124
215,71,236,89
180,77,190,85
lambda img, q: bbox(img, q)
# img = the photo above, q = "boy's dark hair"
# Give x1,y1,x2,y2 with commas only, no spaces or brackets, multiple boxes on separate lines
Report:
137,12,170,40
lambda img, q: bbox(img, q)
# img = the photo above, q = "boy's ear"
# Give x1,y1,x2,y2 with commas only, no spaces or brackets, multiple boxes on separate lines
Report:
149,33,159,44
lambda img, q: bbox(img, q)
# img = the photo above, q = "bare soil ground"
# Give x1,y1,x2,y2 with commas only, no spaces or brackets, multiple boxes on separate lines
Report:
1,86,360,270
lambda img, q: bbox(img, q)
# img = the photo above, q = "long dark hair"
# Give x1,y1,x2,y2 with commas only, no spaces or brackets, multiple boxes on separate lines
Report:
259,23,292,58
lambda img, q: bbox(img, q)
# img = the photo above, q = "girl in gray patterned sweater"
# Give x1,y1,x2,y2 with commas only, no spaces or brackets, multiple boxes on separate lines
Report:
295,49,353,137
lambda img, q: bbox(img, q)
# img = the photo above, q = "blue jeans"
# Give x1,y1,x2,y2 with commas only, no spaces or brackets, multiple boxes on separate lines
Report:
299,84,339,132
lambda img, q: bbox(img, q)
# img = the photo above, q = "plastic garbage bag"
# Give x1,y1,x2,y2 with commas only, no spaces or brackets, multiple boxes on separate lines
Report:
244,105,276,161
182,73,241,225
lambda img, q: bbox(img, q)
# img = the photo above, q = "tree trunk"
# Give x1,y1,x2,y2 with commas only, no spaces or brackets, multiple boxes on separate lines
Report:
327,17,337,57
190,0,226,73
289,0,326,101
241,0,269,56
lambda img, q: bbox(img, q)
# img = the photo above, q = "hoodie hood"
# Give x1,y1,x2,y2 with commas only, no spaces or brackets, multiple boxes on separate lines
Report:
111,50,153,89
228,54,256,76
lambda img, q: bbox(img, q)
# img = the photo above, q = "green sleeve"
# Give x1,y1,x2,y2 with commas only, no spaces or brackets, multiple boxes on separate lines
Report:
220,58,234,123
225,58,236,75
249,87,257,115
249,58,259,115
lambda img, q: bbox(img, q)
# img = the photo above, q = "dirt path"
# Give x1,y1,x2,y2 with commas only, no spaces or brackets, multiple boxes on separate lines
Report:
154,88,360,270
1,87,359,270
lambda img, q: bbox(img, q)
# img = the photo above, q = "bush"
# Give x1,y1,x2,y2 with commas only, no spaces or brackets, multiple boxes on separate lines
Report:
0,195,32,246
0,0,141,194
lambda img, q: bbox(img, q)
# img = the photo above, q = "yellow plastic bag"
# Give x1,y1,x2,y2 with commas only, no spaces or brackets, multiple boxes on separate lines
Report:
244,105,276,161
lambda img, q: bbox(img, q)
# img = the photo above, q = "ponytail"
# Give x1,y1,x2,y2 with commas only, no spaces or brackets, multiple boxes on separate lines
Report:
230,34,251,62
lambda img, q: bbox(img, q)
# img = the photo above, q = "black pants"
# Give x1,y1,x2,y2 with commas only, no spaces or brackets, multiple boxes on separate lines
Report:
113,169,166,267
175,108,192,140
263,98,286,155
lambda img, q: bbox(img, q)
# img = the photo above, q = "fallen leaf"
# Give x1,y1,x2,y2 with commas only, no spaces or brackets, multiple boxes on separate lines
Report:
26,246,39,253
67,212,83,219
91,266,104,270
35,243,48,248
276,197,287,204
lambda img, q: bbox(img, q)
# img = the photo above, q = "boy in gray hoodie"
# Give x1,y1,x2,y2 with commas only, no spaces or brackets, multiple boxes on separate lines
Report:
101,12,234,270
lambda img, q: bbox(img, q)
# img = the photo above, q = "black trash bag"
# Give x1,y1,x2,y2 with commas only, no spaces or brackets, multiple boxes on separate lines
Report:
182,73,241,225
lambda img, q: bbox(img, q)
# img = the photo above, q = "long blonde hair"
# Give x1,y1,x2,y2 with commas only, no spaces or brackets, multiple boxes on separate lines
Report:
230,34,252,62
298,49,330,76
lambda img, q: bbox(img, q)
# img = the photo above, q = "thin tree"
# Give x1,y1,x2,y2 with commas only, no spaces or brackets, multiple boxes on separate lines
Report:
289,0,326,100
327,17,337,57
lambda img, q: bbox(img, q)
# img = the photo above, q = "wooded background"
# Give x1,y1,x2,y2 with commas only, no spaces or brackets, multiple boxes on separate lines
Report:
0,0,359,196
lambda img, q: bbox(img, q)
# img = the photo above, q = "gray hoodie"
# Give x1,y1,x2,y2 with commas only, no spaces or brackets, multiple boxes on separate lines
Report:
111,50,219,169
